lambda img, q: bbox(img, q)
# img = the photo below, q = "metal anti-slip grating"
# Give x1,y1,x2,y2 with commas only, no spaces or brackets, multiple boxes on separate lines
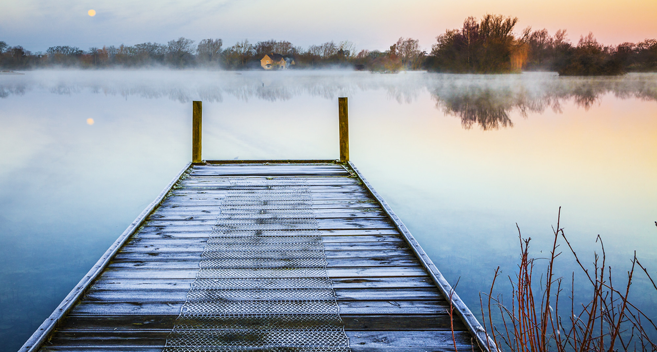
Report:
165,178,351,352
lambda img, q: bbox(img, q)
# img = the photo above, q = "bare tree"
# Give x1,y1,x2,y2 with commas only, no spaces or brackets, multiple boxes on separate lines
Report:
133,42,166,65
320,41,338,58
578,32,601,49
394,37,422,69
307,44,323,57
224,39,254,68
46,46,83,66
197,38,223,64
338,41,355,58
255,40,275,55
166,37,195,67
254,40,293,56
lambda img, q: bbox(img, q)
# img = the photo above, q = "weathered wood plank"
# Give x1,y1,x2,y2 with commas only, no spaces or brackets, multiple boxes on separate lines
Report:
39,331,479,350
91,277,437,291
130,233,405,246
189,164,347,169
147,212,387,220
181,178,361,186
149,209,387,219
171,185,366,193
180,174,359,179
191,164,345,169
108,257,420,269
128,235,404,246
183,176,356,183
189,170,349,176
347,331,480,350
169,189,367,197
202,160,339,165
188,167,348,173
83,288,442,302
120,242,409,253
114,249,416,261
39,346,478,352
151,207,382,215
136,226,397,235
134,229,401,238
58,314,461,332
70,300,447,316
100,267,428,279
159,199,379,208
138,218,395,230
165,192,373,201
160,197,375,206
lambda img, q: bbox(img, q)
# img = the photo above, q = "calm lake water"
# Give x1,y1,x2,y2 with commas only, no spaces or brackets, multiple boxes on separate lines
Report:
1,70,656,350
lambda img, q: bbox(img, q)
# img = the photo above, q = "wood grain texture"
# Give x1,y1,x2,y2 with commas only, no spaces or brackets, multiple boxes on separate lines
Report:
339,97,349,162
57,314,463,331
70,300,450,316
40,331,480,351
192,101,202,163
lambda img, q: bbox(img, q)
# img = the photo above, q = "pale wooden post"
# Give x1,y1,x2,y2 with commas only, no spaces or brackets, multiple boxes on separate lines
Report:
339,97,349,162
192,101,202,163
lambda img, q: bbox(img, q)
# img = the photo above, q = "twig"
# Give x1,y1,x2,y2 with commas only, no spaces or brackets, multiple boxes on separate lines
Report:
449,278,461,352
636,258,657,291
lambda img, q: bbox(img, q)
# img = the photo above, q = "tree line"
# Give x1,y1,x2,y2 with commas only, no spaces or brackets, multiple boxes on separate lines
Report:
0,37,426,72
1,15,655,75
426,15,657,75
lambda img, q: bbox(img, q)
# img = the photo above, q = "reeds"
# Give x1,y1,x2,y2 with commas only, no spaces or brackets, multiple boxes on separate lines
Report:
478,207,657,352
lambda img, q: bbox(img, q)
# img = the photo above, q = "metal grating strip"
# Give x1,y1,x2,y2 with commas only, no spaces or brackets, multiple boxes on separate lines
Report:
164,178,351,351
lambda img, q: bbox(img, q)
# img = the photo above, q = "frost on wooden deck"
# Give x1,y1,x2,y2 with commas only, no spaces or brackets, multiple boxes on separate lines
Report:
35,162,483,352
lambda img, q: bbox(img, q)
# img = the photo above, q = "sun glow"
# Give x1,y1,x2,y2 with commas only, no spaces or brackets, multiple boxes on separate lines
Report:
86,118,94,125
88,9,96,17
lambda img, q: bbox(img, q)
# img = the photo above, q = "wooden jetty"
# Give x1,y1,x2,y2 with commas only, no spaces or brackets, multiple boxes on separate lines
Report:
21,98,494,352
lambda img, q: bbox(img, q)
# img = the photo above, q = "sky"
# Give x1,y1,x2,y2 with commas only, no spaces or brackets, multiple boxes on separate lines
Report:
1,0,656,53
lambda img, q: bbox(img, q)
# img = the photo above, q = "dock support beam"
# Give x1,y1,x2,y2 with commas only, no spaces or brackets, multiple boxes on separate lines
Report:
192,101,202,164
339,97,349,162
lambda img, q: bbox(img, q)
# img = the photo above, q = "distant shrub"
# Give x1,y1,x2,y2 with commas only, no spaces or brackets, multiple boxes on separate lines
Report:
556,33,624,76
426,15,524,73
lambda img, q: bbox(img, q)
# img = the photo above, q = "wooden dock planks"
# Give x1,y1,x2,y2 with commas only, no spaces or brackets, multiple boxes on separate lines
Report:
24,161,489,352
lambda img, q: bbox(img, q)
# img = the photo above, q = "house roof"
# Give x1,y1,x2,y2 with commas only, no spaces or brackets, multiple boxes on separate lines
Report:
263,53,285,61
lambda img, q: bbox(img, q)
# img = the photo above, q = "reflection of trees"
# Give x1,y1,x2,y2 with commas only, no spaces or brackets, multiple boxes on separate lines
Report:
429,74,657,129
0,85,24,98
430,81,562,130
0,82,27,98
1,71,656,130
437,89,514,130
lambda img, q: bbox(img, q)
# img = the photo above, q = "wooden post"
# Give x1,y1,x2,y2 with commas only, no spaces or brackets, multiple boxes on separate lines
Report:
339,97,349,162
192,101,202,164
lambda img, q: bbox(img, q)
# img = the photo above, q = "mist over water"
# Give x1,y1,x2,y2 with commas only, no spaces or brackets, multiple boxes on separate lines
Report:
3,70,656,129
1,70,656,350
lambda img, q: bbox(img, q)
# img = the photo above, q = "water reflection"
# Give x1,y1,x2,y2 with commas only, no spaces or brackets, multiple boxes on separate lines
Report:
1,71,656,130
429,74,657,130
